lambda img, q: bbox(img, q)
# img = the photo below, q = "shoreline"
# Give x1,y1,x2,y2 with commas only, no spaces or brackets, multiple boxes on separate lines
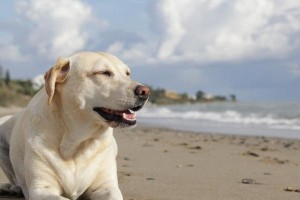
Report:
139,102,300,140
2,106,299,141
139,121,300,140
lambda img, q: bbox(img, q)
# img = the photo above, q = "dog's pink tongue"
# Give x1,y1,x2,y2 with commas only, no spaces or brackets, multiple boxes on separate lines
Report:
122,112,136,120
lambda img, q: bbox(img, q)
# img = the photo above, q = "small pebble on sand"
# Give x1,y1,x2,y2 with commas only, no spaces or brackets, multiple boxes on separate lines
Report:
241,178,257,184
189,145,202,150
285,187,294,192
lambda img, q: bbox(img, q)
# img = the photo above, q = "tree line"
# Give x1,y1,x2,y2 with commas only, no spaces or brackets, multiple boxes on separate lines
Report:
0,63,37,107
0,63,11,86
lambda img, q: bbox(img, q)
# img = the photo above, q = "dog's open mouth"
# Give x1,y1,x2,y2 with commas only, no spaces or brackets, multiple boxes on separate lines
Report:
93,105,143,127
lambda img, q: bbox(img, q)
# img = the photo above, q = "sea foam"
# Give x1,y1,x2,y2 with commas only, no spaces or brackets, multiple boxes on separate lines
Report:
139,106,300,131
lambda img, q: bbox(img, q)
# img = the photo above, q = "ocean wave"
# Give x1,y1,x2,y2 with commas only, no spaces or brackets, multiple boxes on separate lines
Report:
139,107,300,130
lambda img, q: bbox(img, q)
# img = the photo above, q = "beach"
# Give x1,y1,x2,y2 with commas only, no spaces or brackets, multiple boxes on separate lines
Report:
116,127,300,200
1,110,300,199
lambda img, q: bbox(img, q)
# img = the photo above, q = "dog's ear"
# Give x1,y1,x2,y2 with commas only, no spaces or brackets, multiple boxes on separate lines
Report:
44,57,70,105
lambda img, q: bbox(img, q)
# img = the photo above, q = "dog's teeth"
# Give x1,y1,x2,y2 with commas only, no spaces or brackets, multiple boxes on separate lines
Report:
122,113,136,121
133,112,137,118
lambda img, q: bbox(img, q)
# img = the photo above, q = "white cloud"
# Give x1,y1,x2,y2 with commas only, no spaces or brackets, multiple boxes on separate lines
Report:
2,0,300,79
14,0,93,59
150,0,300,63
31,74,44,90
0,44,28,62
106,41,156,65
154,0,187,60
106,42,124,54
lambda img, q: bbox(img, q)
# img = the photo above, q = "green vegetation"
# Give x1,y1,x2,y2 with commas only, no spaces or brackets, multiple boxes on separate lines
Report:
0,65,38,107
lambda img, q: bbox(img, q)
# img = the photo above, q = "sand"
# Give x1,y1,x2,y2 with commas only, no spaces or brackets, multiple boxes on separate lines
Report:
1,109,300,199
115,127,300,200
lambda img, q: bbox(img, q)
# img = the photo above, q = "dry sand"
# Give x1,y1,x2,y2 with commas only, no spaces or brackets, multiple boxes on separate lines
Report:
115,127,300,200
0,108,300,200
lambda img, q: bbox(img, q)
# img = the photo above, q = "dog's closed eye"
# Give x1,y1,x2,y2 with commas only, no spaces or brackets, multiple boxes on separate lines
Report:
93,71,113,77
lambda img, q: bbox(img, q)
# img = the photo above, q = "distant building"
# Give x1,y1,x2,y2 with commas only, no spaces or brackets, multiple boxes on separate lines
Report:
164,90,181,100
203,94,215,101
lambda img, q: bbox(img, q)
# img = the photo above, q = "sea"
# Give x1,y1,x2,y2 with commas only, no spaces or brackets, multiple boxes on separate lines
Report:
138,102,300,139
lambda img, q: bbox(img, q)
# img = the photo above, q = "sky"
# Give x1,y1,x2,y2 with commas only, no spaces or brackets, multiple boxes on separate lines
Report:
0,0,300,101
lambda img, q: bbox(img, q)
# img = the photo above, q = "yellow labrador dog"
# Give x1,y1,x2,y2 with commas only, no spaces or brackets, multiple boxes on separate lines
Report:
0,52,150,200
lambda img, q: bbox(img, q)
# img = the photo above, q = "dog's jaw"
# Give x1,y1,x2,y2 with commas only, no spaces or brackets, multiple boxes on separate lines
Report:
93,106,143,128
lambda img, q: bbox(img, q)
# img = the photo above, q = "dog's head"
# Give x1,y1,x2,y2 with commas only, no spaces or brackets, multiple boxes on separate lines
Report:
44,52,150,128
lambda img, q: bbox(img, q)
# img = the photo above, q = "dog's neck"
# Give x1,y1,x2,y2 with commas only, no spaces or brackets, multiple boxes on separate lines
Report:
46,92,114,160
60,110,113,160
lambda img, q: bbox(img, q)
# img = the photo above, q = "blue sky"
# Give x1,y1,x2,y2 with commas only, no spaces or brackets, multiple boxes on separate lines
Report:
0,0,300,101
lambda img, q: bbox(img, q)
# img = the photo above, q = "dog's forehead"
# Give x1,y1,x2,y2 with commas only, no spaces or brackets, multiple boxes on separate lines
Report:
68,52,129,71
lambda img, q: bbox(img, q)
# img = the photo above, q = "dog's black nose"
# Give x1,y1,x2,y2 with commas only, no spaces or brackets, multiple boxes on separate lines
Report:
134,85,151,100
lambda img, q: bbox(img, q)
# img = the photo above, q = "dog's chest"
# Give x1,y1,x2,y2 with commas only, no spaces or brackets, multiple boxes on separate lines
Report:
58,157,100,199
36,135,116,199
44,147,109,199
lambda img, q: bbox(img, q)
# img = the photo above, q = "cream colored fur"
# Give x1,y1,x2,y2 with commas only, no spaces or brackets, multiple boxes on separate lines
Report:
0,52,148,200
